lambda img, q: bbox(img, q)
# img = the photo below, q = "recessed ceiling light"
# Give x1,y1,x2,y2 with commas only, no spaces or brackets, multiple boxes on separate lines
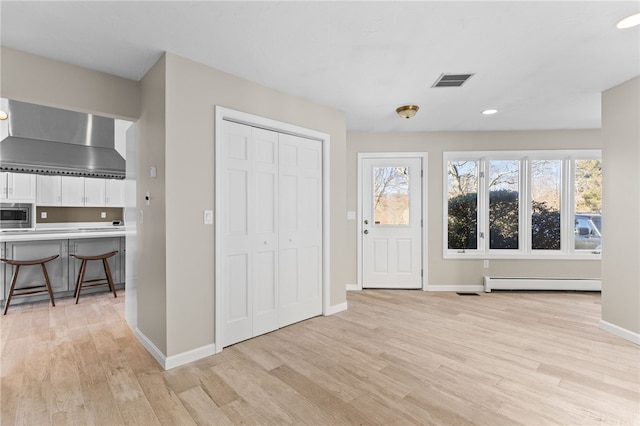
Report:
482,109,498,115
0,111,7,120
617,12,640,29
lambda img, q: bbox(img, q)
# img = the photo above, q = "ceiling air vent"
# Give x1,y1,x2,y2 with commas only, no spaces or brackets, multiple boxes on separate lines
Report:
432,73,474,88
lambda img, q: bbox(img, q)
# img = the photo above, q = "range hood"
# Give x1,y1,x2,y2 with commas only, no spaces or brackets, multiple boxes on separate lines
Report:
0,99,125,179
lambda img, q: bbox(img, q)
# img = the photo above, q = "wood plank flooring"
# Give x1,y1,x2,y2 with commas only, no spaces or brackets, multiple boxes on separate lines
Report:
1,290,638,425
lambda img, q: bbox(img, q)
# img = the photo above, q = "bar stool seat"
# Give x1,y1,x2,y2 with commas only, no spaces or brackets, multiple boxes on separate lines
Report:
0,255,59,315
71,251,118,304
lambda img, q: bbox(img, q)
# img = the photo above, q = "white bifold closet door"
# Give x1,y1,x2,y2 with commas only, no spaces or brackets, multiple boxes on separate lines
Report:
220,120,322,348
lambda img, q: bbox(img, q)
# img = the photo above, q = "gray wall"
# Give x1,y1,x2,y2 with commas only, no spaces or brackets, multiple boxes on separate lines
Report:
137,55,169,354
0,47,140,120
138,53,348,357
601,75,640,336
347,130,602,287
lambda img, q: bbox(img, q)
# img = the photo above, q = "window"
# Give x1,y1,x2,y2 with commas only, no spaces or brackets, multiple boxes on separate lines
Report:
447,161,478,249
373,166,410,226
531,160,561,250
488,160,519,250
444,150,601,258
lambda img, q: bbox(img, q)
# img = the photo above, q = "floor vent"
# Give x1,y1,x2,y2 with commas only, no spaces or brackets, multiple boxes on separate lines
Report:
432,73,474,88
456,292,480,296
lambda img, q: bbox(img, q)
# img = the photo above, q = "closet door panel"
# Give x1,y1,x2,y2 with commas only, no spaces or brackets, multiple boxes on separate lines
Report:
221,121,253,347
252,128,279,336
278,134,323,327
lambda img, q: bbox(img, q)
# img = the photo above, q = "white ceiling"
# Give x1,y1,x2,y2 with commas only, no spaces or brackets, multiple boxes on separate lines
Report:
1,1,638,132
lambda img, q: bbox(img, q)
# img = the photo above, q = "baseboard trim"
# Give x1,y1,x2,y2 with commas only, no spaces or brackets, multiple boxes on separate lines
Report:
134,328,218,370
599,320,640,346
134,328,167,369
325,301,348,315
346,283,361,291
165,343,217,370
425,285,485,292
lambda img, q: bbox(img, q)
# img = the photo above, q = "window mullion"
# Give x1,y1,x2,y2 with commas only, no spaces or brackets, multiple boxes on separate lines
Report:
521,157,530,254
563,158,573,255
479,158,487,252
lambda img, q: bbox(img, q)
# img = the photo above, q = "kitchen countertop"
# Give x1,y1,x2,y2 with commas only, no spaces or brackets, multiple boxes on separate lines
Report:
0,224,127,242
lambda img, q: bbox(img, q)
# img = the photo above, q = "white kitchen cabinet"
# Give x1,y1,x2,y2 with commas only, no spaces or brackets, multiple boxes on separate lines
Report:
0,172,36,201
36,175,62,206
60,176,106,206
84,178,106,207
105,179,125,207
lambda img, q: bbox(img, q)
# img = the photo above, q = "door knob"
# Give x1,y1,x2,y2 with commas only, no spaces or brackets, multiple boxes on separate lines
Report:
363,230,369,234
364,220,369,225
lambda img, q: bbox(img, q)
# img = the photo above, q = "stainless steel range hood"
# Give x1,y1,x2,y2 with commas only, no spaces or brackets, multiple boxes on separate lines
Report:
0,99,125,179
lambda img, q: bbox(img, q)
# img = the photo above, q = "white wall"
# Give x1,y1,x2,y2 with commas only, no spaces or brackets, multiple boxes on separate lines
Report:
601,75,640,339
347,130,602,288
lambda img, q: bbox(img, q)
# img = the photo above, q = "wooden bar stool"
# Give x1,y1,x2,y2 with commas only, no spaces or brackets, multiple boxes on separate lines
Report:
0,255,59,315
70,251,118,304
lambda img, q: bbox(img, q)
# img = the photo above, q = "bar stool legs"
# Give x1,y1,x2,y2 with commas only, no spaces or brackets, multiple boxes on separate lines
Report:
71,251,118,304
1,255,59,315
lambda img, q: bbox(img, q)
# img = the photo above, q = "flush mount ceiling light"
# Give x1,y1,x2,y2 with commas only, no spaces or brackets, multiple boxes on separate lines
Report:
482,109,498,115
396,105,419,119
617,12,640,29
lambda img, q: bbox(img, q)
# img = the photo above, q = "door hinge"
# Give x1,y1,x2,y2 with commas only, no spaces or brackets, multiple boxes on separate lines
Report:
421,169,423,178
479,171,485,178
421,269,423,277
480,232,485,239
421,219,423,227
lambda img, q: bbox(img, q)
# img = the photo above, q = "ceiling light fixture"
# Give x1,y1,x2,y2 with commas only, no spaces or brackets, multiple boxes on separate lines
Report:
482,109,498,115
617,12,640,29
0,111,7,120
396,105,419,119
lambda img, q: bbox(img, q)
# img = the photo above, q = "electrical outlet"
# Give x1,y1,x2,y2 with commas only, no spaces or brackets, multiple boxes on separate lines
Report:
41,211,47,219
483,260,489,269
101,211,107,218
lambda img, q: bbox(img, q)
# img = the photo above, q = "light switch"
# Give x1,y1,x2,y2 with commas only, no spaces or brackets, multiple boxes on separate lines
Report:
101,211,107,218
204,210,214,225
41,211,47,219
150,166,157,178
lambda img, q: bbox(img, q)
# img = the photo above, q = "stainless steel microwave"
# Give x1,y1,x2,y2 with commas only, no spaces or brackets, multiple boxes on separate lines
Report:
0,202,34,230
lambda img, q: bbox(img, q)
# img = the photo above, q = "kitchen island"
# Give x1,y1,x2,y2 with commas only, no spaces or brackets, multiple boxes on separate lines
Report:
0,224,126,307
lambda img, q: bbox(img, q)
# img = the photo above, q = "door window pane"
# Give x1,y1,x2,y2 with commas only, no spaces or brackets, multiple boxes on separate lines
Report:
574,159,602,251
447,161,478,249
531,160,561,250
489,160,519,249
373,167,409,225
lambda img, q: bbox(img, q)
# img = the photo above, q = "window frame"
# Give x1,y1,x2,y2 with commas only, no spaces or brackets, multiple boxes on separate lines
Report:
443,149,601,260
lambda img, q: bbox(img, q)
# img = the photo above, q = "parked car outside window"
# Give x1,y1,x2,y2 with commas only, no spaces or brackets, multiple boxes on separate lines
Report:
575,213,601,251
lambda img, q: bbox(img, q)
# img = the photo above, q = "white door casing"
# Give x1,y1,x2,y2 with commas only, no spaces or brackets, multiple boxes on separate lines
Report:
358,154,427,289
218,118,324,348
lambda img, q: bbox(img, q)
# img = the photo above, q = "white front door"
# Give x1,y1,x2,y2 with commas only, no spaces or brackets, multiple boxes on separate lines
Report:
361,156,423,289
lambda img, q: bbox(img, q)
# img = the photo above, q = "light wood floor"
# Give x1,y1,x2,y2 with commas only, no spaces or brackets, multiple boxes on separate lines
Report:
1,290,638,425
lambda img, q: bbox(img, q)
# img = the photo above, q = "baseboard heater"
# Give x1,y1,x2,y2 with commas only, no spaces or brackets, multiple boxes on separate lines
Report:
483,276,601,292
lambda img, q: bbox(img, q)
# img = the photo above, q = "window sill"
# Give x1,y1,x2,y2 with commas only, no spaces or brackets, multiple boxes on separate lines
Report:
443,251,601,261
